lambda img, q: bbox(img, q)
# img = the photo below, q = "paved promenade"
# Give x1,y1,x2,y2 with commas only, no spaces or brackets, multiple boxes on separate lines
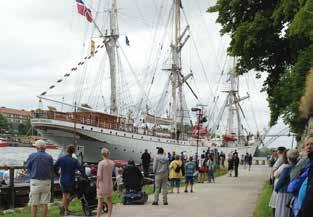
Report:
74,165,270,217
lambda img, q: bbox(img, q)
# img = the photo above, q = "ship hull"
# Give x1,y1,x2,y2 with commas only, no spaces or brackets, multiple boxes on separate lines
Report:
31,118,257,163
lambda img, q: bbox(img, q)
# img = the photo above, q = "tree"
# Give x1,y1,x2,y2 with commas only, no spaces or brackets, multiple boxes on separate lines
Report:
18,124,27,135
208,0,313,137
18,119,31,135
0,114,9,131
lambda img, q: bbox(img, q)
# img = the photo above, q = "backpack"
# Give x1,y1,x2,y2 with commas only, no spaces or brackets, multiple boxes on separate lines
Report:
175,164,181,173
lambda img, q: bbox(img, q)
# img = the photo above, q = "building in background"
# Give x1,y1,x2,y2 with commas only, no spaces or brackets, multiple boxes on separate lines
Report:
0,107,31,131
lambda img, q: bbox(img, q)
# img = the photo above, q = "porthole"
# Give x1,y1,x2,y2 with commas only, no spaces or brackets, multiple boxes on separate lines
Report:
115,132,118,135
110,131,112,134
81,126,84,129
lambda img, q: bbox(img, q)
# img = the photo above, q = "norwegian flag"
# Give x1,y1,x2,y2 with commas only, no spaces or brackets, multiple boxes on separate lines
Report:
76,0,93,23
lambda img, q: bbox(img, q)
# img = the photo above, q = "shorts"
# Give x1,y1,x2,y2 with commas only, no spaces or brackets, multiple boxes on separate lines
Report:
29,179,51,206
60,183,75,194
170,178,180,188
185,176,194,184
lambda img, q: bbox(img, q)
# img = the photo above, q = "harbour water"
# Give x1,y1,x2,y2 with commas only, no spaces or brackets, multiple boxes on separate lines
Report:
0,147,62,166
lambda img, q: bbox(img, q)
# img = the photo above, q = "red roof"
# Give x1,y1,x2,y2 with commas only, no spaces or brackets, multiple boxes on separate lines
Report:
0,107,31,116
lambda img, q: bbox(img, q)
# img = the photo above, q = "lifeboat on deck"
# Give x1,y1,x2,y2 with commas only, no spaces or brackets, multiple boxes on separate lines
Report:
222,134,238,142
45,143,58,149
0,140,7,147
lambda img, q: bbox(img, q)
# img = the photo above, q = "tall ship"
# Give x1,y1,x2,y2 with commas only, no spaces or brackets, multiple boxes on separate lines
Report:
31,0,261,163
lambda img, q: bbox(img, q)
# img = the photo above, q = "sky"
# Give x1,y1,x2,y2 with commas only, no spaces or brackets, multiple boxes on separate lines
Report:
0,0,295,147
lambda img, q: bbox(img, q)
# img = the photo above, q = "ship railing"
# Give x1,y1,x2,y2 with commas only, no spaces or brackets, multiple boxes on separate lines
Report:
0,166,59,209
32,111,193,141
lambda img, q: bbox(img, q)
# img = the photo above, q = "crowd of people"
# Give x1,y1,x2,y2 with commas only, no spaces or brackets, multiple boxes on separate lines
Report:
26,140,114,217
151,147,252,204
25,140,254,217
268,135,313,217
152,147,200,205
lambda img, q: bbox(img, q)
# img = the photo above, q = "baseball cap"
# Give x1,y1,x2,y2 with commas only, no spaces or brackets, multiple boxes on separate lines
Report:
32,140,46,149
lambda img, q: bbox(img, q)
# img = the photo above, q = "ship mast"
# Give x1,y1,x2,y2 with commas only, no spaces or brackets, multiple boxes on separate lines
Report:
226,58,247,146
104,0,119,115
170,0,189,138
226,63,236,138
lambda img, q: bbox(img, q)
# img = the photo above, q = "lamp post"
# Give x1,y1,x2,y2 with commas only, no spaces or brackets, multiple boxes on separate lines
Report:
192,107,201,165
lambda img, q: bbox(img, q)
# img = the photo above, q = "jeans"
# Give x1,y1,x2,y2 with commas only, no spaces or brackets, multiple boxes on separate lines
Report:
154,173,168,203
143,164,149,177
208,170,214,182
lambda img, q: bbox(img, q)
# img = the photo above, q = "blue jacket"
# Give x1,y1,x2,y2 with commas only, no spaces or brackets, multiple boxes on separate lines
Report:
26,150,53,180
287,161,311,217
54,155,85,187
288,163,310,196
275,164,294,193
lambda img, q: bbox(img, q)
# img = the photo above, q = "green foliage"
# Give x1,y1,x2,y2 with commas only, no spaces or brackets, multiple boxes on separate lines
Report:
253,182,273,217
17,120,31,135
0,114,9,131
208,0,313,137
254,147,273,157
17,124,27,135
289,1,313,40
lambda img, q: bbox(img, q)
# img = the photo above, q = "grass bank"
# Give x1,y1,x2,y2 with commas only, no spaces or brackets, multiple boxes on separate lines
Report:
0,168,227,217
253,182,272,217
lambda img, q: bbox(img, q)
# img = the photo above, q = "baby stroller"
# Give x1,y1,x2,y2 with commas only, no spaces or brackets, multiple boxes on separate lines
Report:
121,162,148,205
76,176,108,216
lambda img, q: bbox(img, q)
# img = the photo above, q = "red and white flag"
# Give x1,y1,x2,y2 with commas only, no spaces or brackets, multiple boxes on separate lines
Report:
76,0,93,23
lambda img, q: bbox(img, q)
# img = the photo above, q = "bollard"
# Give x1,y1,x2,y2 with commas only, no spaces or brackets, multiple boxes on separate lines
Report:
9,168,15,209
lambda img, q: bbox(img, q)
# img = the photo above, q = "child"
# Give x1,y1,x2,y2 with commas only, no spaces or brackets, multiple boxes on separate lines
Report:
207,156,215,183
116,168,124,193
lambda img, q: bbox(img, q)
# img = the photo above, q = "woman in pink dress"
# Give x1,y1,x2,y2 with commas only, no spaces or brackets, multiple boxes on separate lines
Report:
96,148,114,217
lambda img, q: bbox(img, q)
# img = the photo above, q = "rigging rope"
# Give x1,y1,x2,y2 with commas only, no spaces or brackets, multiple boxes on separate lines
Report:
143,0,173,99
39,40,107,97
245,73,260,132
117,41,151,107
87,54,107,108
181,9,214,97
